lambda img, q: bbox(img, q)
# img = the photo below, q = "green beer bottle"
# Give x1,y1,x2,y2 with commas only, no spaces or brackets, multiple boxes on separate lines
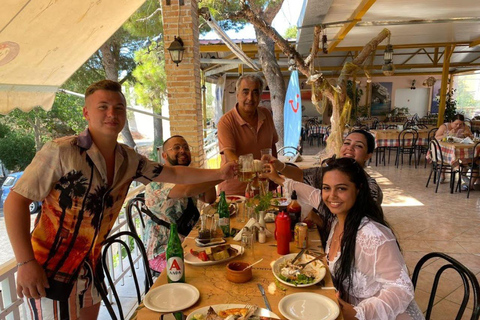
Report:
218,191,230,237
166,223,185,283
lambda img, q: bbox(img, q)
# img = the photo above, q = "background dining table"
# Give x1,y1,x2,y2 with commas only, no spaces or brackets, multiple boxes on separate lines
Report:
437,140,480,165
370,129,431,148
132,212,343,320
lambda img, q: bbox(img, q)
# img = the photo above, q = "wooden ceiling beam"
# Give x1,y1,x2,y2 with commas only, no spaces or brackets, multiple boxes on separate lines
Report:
327,0,377,52
469,37,480,47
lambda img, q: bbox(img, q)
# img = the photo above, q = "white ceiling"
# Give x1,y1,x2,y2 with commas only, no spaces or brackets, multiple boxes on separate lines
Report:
297,0,480,76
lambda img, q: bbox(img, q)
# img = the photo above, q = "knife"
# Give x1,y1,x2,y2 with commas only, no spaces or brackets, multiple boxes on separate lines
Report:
257,283,272,311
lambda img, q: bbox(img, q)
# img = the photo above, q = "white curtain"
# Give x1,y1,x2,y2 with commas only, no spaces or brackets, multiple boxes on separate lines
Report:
214,74,226,125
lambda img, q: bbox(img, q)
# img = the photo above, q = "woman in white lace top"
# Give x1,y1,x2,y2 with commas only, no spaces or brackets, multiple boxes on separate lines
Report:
265,157,424,320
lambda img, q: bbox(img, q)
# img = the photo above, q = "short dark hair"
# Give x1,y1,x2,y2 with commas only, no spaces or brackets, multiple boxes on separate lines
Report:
85,80,125,101
163,135,185,148
452,114,465,122
235,74,264,94
346,130,375,154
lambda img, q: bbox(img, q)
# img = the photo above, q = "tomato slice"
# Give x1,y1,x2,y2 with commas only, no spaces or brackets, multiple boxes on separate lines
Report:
198,251,209,261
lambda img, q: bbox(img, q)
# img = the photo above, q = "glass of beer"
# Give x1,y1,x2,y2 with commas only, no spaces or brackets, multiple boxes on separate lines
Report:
238,153,254,182
259,148,272,181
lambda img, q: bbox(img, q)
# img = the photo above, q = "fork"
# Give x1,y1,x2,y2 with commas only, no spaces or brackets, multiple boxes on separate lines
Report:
297,253,326,269
239,304,257,320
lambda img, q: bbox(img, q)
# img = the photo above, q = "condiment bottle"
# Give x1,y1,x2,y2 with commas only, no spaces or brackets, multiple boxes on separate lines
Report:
166,223,185,283
287,190,302,241
275,211,291,255
218,191,230,237
258,227,266,243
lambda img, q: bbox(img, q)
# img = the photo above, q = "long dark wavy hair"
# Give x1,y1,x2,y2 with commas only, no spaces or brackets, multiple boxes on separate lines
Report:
319,157,394,301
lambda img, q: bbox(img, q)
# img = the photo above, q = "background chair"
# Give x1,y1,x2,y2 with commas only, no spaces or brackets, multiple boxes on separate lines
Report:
456,141,480,198
100,231,154,320
396,128,418,168
412,252,480,320
426,139,457,193
417,127,438,168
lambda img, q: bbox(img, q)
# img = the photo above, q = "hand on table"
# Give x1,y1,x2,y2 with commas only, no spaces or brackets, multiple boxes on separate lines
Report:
16,260,49,299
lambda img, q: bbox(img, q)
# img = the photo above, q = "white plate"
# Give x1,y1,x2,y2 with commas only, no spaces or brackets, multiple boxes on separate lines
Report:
184,244,244,266
143,283,200,313
272,253,326,287
186,304,280,320
226,195,245,203
270,197,290,208
278,293,340,320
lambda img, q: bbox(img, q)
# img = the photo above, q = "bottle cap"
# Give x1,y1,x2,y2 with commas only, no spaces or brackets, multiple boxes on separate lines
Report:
291,190,297,200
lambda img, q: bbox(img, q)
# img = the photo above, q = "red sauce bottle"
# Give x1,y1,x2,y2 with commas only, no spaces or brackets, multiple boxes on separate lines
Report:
287,190,302,240
275,211,291,255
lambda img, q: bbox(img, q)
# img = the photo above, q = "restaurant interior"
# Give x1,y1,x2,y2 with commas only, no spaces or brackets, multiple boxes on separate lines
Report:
1,0,480,319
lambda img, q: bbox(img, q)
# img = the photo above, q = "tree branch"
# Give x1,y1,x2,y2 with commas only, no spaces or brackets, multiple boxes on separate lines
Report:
136,8,162,22
304,25,322,67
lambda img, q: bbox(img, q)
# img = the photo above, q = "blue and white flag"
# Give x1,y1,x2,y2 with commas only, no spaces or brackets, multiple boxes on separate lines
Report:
283,70,302,148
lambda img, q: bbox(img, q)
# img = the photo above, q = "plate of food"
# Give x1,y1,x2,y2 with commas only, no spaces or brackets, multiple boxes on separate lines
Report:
186,244,243,266
272,253,326,287
270,197,290,208
144,283,200,313
278,293,339,320
187,304,280,320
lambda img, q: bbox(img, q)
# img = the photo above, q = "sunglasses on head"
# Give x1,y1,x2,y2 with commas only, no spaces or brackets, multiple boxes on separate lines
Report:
321,155,357,167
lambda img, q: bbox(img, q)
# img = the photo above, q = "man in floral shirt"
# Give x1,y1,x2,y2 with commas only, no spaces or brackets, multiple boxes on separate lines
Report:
4,80,234,320
143,135,219,273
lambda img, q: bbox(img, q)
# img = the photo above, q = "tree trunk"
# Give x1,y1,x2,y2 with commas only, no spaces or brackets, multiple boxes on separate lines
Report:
153,112,163,161
254,27,286,148
100,39,137,148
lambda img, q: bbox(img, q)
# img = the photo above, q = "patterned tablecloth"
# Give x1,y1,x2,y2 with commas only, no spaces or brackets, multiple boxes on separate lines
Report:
437,141,480,165
371,129,430,148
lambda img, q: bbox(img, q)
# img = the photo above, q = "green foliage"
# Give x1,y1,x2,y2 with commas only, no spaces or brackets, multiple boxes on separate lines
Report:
132,41,167,113
199,0,246,33
437,89,457,122
284,26,297,39
254,191,274,213
0,131,36,171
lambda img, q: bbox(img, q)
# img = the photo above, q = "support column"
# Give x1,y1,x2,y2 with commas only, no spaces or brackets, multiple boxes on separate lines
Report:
162,0,205,168
437,45,453,127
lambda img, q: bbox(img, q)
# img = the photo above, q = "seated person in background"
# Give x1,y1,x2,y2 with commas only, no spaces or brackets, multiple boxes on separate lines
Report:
270,158,424,320
435,114,473,140
262,130,382,228
143,136,219,273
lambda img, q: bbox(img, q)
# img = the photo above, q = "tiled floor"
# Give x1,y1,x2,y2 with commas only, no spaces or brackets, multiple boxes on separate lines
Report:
304,143,480,319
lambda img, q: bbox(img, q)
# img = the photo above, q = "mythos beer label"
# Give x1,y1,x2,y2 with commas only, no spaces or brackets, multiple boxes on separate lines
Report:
167,257,184,282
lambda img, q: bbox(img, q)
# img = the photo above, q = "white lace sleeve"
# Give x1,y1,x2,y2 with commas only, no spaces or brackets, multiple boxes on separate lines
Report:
353,223,415,320
283,178,322,209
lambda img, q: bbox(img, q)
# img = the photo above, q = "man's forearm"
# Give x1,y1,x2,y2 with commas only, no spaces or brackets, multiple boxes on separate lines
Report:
169,180,221,199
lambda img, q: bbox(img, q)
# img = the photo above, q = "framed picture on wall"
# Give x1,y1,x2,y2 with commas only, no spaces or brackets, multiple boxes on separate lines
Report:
430,80,441,114
371,82,392,116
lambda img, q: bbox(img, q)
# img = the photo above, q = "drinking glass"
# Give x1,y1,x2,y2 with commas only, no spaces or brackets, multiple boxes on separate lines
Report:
241,227,255,261
237,200,247,223
238,153,254,182
259,148,272,182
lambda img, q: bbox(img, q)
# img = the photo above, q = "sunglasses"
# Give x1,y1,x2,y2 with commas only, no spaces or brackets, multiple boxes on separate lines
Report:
321,155,357,167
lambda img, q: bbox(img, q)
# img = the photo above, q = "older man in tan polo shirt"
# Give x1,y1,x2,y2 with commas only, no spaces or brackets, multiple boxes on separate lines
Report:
217,74,279,195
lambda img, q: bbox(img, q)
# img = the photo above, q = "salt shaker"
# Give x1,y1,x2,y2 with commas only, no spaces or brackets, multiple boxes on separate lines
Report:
258,227,266,243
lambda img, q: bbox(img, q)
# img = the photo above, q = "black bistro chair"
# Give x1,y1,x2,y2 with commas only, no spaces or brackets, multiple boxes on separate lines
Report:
99,231,154,320
395,128,418,168
412,252,480,320
417,127,438,168
426,139,458,193
456,141,480,198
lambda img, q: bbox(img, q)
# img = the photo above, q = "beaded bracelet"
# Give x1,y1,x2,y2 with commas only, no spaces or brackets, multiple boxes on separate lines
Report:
17,258,36,267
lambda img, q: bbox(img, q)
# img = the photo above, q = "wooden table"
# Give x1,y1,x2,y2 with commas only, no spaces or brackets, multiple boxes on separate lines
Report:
278,155,321,170
438,140,480,165
133,215,343,320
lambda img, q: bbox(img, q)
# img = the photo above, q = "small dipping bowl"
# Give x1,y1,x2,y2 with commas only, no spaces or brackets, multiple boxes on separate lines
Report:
226,261,252,283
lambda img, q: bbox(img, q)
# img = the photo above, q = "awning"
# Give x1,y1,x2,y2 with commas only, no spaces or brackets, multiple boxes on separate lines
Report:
0,0,146,115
